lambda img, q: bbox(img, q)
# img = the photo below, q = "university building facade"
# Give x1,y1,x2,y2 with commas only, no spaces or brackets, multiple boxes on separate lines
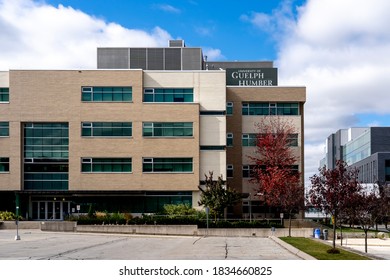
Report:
321,127,390,185
0,40,305,220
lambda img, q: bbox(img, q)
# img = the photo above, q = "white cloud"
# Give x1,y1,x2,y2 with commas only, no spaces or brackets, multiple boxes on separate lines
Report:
154,4,181,14
246,0,390,185
0,0,173,70
202,47,225,61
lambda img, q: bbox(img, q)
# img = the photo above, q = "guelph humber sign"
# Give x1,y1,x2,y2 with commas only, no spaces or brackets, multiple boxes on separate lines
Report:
226,68,278,86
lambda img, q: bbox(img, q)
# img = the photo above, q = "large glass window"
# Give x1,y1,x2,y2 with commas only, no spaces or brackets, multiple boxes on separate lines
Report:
24,123,69,190
0,158,9,172
82,158,132,173
0,122,9,137
143,88,193,102
343,130,371,165
82,122,132,137
0,88,9,102
143,122,193,137
81,87,132,102
242,102,299,115
143,158,193,173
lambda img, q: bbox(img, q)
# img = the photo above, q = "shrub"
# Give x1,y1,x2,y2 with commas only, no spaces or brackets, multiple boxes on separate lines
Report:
327,248,340,254
0,211,16,221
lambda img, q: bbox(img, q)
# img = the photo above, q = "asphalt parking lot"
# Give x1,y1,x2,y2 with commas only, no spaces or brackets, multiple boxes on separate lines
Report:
0,229,303,260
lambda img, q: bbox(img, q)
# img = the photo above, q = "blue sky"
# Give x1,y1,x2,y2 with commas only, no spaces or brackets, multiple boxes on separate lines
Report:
1,0,390,185
45,0,303,61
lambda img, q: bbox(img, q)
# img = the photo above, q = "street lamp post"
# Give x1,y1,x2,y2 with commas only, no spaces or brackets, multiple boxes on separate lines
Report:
205,207,209,236
249,194,252,223
15,206,20,240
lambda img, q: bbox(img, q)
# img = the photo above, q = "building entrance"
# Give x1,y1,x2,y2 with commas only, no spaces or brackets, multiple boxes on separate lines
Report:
32,201,70,220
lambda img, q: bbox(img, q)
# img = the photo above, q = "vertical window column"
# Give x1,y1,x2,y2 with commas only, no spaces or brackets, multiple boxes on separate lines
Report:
24,123,69,190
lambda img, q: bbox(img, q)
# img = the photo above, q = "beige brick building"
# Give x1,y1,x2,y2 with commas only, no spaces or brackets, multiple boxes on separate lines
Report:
0,40,305,220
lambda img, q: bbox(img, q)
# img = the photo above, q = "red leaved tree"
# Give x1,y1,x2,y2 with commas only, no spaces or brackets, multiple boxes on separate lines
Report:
308,160,361,251
250,117,304,236
349,187,381,253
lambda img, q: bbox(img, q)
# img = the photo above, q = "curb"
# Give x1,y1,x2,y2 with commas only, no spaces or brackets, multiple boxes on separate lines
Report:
269,236,316,260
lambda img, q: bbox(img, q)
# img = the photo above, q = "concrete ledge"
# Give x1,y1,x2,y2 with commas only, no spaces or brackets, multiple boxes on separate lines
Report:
40,221,77,232
270,236,316,260
198,228,313,237
0,221,41,230
77,224,198,236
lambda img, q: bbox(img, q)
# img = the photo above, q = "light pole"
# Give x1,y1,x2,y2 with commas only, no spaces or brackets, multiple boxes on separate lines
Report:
249,194,252,222
205,207,209,236
15,206,20,240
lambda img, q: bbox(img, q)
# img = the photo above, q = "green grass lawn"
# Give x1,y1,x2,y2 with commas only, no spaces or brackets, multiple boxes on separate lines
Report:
279,237,371,260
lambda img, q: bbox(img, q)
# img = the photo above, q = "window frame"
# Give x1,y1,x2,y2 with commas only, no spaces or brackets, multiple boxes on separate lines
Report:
242,133,257,147
242,102,300,116
0,88,9,103
142,122,193,137
227,133,233,147
226,102,233,115
81,86,132,102
0,157,9,172
142,157,193,173
0,122,9,137
143,88,194,103
81,122,132,137
81,157,132,173
227,164,233,178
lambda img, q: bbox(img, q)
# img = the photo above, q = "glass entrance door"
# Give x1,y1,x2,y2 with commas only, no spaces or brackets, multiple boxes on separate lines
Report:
32,201,70,220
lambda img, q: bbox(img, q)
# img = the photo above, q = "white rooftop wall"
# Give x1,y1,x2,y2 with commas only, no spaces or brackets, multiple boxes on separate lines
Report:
0,71,9,87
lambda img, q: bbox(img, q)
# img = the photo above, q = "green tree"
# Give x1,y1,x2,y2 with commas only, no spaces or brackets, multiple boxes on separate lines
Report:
198,172,242,222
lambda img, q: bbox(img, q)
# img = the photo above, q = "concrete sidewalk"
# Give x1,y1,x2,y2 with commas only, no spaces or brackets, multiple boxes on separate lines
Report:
324,237,390,259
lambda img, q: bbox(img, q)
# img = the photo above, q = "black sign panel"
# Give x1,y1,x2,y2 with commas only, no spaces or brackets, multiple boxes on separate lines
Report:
226,68,278,86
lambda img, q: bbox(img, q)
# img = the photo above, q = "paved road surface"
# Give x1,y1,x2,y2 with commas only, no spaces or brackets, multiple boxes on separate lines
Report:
0,229,302,260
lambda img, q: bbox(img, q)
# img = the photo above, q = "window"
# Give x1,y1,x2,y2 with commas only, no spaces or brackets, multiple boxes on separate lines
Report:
23,123,69,190
143,88,193,103
143,122,193,137
243,165,256,178
242,102,299,116
385,160,390,181
287,134,299,146
24,123,69,159
143,158,193,173
226,102,233,115
82,158,132,173
242,134,257,146
0,88,9,102
81,87,132,102
227,164,233,178
227,133,233,147
200,146,225,151
82,122,132,137
200,111,225,115
0,158,9,172
0,122,9,137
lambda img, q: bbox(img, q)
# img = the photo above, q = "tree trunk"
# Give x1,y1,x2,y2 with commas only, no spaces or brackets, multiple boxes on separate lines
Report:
364,230,368,253
332,217,337,249
288,211,292,237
